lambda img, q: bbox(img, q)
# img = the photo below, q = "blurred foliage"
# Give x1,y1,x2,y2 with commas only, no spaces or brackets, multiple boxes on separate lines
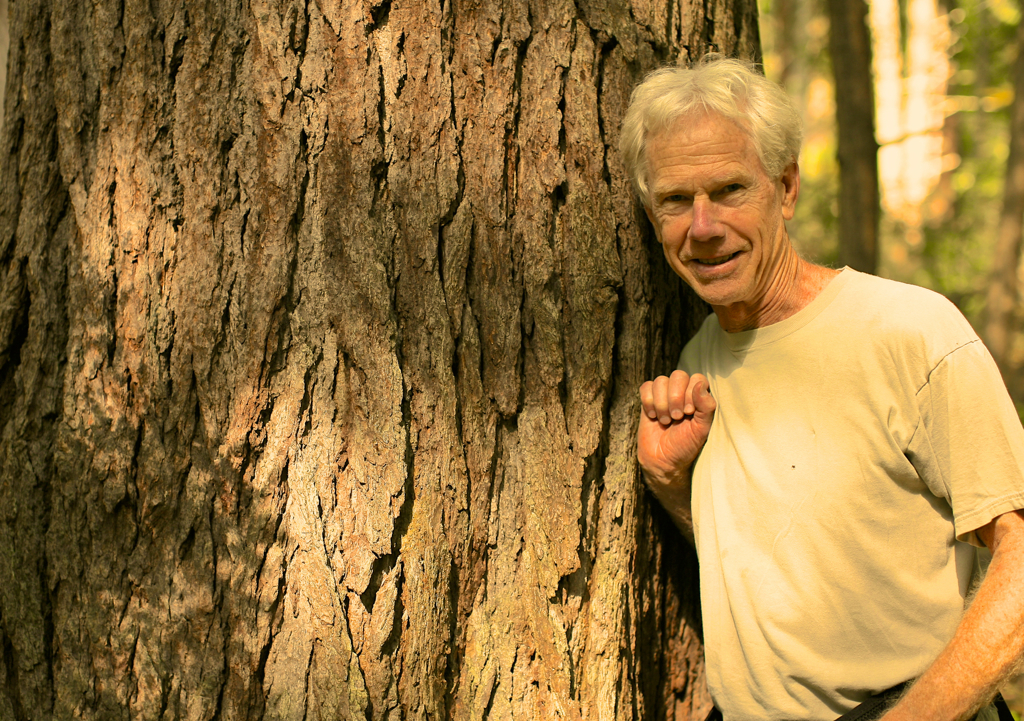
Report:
909,0,1017,318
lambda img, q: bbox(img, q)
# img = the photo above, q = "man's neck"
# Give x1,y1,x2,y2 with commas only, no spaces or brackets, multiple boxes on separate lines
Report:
713,250,841,333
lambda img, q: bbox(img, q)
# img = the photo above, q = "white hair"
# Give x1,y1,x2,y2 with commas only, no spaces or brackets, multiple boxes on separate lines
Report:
619,55,803,206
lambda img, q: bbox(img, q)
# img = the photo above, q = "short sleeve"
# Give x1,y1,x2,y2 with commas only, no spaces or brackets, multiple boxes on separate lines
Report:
906,339,1024,546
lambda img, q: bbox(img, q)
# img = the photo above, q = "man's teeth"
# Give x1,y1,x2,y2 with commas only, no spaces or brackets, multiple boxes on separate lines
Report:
696,253,736,266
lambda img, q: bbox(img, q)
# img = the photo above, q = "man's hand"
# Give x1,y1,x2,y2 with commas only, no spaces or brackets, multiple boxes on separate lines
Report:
637,370,716,536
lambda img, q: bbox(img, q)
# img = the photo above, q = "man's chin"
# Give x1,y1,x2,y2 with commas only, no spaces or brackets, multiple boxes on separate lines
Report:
684,272,748,308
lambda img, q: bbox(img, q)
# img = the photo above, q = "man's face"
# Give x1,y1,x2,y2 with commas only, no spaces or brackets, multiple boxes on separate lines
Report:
644,113,798,314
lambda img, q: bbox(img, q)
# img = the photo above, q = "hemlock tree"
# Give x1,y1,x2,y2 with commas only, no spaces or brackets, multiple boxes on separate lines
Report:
0,0,759,718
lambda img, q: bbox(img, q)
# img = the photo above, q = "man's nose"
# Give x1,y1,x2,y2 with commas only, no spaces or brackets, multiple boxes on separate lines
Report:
689,197,722,241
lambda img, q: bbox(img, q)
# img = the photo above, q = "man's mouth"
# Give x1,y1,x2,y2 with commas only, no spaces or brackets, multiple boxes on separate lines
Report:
692,252,739,266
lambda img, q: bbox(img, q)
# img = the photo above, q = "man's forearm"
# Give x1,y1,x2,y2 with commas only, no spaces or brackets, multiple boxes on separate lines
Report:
642,467,695,542
636,369,716,544
882,510,1024,721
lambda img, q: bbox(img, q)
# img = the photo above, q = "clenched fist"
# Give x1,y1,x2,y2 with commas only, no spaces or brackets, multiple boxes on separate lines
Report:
637,370,716,535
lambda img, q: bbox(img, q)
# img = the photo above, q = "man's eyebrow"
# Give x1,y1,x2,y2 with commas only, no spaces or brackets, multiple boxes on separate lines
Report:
653,173,750,196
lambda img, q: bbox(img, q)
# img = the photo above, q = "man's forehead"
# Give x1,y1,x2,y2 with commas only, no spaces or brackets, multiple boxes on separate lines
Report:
651,119,757,165
647,116,761,177
648,111,753,151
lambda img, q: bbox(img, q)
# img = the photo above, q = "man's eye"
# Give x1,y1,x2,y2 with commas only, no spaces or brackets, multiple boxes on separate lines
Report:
709,183,744,201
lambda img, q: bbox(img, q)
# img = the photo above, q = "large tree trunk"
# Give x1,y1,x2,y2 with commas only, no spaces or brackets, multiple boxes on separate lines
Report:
827,0,879,273
0,0,759,719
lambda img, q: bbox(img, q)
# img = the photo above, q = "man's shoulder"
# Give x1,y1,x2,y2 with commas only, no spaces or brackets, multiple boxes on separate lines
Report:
836,270,979,361
841,271,969,325
842,269,949,308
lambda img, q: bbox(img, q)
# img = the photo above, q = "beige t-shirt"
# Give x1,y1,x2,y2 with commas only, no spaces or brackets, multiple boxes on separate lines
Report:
680,268,1024,720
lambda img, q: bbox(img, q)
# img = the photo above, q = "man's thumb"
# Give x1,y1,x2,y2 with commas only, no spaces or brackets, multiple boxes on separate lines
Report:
694,380,716,416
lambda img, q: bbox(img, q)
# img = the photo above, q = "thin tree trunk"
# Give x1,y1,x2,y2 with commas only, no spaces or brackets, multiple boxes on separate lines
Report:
0,0,759,719
774,0,797,88
827,0,880,273
985,17,1024,386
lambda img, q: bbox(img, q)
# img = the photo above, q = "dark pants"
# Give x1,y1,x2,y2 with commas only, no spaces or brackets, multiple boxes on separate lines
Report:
703,689,1014,721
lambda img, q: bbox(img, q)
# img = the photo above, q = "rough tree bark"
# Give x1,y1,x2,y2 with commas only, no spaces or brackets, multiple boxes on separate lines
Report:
0,0,759,719
827,0,880,273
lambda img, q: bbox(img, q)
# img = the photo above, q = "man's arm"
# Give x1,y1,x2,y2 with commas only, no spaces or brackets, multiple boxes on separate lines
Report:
882,509,1024,721
637,370,716,540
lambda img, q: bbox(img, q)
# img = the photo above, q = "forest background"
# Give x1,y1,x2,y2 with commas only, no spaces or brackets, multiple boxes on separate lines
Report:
3,0,1024,715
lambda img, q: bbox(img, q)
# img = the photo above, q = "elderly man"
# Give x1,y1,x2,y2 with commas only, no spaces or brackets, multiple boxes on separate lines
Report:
623,56,1024,721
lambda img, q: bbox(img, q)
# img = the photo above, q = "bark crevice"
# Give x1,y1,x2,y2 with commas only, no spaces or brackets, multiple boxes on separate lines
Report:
0,607,27,721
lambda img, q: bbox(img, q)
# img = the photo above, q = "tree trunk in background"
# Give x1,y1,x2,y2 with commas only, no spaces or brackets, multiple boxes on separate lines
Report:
774,0,797,88
986,17,1024,394
0,0,759,719
827,0,880,273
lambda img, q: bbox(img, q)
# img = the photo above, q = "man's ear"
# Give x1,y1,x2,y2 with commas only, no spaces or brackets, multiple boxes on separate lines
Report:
780,162,800,221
